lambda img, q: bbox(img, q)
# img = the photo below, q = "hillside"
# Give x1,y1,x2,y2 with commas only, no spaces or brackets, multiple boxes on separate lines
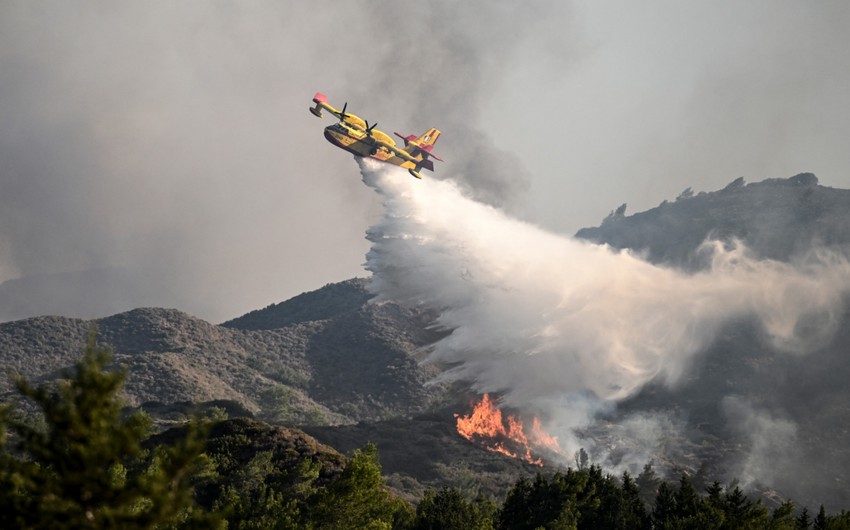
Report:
0,279,449,426
575,173,850,510
303,409,546,503
577,173,850,268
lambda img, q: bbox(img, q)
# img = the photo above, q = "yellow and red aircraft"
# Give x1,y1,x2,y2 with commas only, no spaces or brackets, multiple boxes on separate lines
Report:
309,92,442,179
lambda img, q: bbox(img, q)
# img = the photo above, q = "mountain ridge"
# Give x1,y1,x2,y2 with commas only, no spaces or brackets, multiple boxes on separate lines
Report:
576,172,850,268
0,279,448,426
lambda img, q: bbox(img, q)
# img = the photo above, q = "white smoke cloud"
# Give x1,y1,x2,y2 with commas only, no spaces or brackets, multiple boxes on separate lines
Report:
722,396,799,489
583,411,690,476
360,159,850,446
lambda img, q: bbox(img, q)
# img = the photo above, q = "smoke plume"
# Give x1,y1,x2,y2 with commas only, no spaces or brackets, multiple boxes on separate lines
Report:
359,158,850,470
0,1,578,322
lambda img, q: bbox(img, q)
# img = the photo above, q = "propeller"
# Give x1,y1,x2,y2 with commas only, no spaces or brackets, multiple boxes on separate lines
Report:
365,120,380,155
364,120,379,137
338,102,348,123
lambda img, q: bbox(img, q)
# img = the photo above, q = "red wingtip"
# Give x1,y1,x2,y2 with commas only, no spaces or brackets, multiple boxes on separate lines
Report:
312,92,328,104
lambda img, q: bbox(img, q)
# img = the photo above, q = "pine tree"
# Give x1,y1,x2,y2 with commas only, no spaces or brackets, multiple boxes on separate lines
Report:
674,473,700,520
796,507,811,530
771,500,796,529
721,485,768,530
636,462,661,509
309,442,412,530
496,476,535,530
413,487,494,530
652,482,677,530
0,330,218,529
813,505,827,530
621,472,651,530
705,482,724,510
495,472,583,530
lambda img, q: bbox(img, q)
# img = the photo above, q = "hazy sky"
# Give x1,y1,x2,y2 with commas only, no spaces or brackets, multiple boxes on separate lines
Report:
1,1,849,322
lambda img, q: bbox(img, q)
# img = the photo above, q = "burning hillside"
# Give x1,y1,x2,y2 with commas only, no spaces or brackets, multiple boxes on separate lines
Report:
455,394,561,466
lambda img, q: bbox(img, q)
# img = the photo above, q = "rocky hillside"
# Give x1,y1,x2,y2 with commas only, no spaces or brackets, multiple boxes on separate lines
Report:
0,279,448,426
303,409,545,504
576,173,850,510
577,173,850,268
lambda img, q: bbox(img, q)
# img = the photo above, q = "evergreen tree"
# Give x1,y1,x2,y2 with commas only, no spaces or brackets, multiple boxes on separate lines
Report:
0,331,218,529
413,487,494,530
674,473,700,520
770,500,796,530
652,482,676,530
496,476,535,530
621,472,651,530
495,471,586,530
797,508,811,530
825,510,850,529
722,484,768,529
309,442,412,530
575,465,605,527
813,505,827,530
636,462,661,509
214,450,307,529
705,482,724,512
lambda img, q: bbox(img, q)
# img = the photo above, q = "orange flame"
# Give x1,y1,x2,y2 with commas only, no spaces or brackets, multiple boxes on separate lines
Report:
455,394,560,466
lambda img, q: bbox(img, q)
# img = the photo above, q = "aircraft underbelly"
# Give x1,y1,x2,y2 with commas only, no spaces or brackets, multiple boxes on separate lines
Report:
324,127,418,171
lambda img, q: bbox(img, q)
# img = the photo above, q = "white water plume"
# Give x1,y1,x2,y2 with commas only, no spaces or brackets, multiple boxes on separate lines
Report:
359,159,850,437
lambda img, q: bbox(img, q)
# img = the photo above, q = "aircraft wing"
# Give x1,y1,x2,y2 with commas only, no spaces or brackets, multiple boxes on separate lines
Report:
377,141,416,162
310,92,369,130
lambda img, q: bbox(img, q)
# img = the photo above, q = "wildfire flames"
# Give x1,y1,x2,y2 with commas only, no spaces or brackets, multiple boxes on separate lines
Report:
455,394,560,466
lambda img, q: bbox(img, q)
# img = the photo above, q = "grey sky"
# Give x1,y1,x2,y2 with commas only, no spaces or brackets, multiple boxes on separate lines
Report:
1,1,849,322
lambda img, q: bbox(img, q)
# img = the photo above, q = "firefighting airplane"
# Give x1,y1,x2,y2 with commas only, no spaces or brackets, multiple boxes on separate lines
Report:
309,92,442,179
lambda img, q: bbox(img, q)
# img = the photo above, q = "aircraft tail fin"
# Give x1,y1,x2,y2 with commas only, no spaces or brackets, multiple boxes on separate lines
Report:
403,128,443,162
415,128,440,147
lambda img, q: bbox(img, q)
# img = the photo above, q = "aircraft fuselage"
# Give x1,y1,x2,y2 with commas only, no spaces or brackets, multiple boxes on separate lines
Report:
323,123,411,167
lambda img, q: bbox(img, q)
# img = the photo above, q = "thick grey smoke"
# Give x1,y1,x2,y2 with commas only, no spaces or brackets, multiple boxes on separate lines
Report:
0,2,377,321
2,1,848,326
332,1,578,213
360,159,850,466
0,1,574,322
722,396,799,490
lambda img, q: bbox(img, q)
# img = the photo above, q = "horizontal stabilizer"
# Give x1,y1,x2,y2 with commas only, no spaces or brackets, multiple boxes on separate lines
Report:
394,132,417,146
420,144,444,162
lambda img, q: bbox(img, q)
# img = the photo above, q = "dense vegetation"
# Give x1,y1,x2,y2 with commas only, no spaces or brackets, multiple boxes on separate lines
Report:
2,339,850,529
